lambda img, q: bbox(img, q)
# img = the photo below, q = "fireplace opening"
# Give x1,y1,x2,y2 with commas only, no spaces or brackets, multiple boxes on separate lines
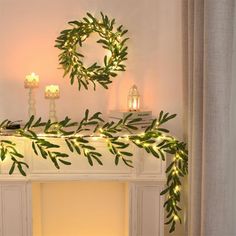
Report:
32,181,129,236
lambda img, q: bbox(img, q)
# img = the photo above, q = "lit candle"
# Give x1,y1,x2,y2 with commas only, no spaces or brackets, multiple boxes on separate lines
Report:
24,72,39,88
45,85,60,99
24,72,39,118
45,85,60,122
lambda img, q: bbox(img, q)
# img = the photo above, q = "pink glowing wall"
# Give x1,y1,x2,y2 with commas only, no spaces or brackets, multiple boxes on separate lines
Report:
0,0,183,137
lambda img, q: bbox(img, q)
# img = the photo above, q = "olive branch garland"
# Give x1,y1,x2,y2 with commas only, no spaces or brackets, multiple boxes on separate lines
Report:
0,110,188,233
55,12,128,91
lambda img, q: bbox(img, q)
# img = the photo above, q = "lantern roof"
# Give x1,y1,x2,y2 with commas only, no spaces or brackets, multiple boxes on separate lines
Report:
129,84,140,96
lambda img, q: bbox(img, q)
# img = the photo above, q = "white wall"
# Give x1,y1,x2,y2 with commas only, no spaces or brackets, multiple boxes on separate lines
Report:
0,0,183,136
0,0,184,235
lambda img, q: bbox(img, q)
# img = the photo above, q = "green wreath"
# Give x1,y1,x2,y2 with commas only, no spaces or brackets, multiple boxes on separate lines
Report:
55,12,128,90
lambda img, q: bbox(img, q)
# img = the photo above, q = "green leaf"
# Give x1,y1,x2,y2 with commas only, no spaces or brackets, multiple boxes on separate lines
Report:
120,151,133,156
92,156,103,165
32,142,38,155
24,115,34,129
87,155,93,166
59,159,71,165
128,118,142,124
157,128,169,133
17,163,26,176
122,158,133,168
160,187,169,195
9,162,16,175
65,139,74,152
115,155,119,165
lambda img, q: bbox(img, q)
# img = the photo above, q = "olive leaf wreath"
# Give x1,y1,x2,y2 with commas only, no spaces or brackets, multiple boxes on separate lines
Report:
55,12,128,90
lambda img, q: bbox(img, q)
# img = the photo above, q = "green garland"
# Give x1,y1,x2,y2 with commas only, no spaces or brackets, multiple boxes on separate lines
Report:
55,12,128,90
0,110,188,233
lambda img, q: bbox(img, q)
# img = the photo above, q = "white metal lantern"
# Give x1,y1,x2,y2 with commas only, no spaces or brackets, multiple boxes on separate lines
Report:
128,85,140,111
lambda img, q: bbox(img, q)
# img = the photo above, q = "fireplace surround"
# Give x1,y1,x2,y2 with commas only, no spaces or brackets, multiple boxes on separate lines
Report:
0,137,165,236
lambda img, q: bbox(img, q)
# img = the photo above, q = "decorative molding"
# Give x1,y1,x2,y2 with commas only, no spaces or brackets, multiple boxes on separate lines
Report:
0,182,30,236
130,182,164,236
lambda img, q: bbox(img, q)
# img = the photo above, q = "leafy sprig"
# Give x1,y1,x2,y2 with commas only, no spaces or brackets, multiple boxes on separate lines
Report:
18,118,71,169
0,140,28,176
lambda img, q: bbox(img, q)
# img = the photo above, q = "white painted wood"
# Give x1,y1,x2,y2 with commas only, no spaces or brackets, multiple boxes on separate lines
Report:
0,182,31,236
129,182,165,236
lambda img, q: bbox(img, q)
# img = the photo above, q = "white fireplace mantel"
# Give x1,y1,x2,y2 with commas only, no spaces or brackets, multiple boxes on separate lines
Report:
0,137,166,236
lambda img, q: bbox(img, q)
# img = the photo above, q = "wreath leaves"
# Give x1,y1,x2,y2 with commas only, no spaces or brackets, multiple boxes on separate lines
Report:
55,12,128,91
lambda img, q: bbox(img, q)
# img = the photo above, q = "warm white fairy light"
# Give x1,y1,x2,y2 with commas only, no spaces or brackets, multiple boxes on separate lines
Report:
172,166,179,176
173,215,179,221
174,153,182,161
174,185,180,193
91,136,99,141
73,140,79,147
135,140,141,144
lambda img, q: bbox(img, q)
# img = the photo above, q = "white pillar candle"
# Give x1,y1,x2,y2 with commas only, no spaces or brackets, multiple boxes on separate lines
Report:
45,85,60,122
45,85,60,99
24,72,39,118
24,72,39,88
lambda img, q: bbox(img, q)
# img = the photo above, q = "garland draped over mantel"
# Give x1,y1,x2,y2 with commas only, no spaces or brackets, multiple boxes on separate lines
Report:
0,110,188,233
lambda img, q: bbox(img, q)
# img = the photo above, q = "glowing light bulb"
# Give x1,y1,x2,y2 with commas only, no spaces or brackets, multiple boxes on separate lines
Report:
135,140,141,144
174,185,180,193
73,140,79,147
91,136,99,141
174,215,179,221
81,35,87,41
